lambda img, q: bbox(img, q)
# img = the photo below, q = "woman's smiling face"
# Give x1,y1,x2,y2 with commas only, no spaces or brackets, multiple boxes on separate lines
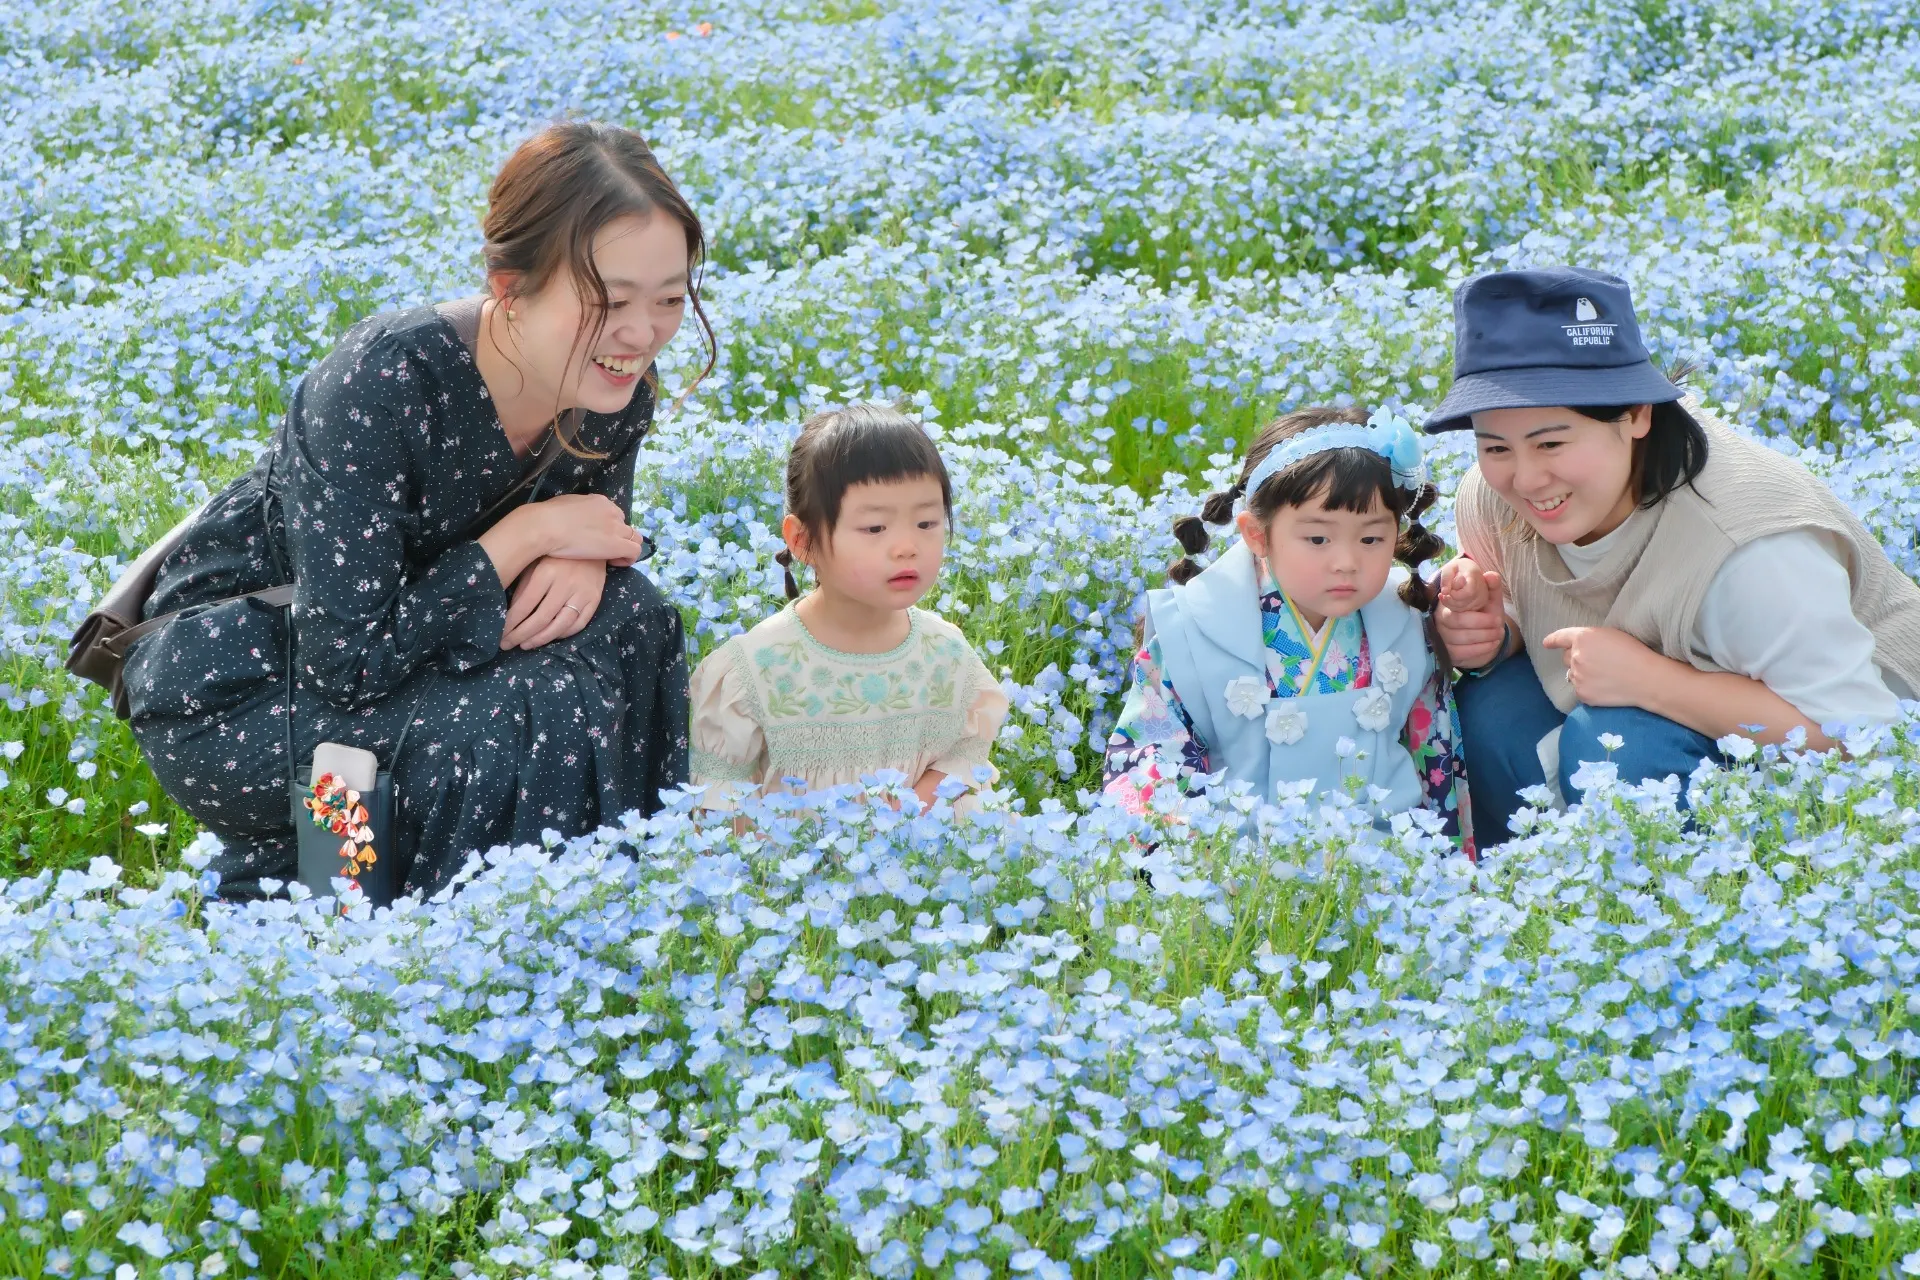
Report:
1471,404,1651,545
498,212,691,419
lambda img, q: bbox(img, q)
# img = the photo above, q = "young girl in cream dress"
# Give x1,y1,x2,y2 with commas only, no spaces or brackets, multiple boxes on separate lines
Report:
690,403,1008,813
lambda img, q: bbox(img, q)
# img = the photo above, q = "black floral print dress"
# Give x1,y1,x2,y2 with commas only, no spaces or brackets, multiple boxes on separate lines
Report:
124,303,690,899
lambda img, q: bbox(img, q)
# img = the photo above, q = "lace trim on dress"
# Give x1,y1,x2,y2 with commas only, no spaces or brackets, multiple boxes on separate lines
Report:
691,746,757,783
788,603,923,665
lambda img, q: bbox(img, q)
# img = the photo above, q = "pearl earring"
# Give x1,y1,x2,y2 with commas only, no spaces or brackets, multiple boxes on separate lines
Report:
505,307,516,321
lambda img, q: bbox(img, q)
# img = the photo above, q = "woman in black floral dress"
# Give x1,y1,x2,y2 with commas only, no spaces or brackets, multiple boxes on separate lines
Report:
124,122,713,898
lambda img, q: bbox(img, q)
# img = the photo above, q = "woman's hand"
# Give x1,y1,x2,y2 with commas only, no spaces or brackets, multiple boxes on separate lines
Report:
1547,626,1834,748
478,493,644,594
1541,625,1672,707
534,494,647,565
502,556,608,650
1436,557,1510,670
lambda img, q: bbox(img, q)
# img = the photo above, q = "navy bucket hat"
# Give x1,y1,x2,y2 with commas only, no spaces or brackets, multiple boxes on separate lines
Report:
1423,266,1683,433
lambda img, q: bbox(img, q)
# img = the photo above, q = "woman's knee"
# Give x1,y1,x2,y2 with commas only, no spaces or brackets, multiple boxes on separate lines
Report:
1456,657,1558,787
130,707,292,839
1559,703,1719,793
596,569,684,638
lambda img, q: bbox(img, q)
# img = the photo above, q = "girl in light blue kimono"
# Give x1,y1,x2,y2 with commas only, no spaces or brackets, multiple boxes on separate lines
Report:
1105,405,1472,855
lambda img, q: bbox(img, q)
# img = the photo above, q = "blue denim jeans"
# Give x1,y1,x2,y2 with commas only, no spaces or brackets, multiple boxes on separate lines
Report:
1456,654,1724,841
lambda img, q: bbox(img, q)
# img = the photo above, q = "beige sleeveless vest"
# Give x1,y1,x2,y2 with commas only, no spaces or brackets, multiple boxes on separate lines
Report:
1454,403,1920,713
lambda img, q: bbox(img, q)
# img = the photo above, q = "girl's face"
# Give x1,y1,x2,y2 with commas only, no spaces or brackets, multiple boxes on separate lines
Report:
1237,488,1397,629
1471,404,1650,545
494,212,690,417
784,475,948,613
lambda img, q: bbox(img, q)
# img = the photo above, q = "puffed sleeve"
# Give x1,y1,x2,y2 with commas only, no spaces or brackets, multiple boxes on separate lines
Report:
282,340,509,711
928,643,1010,799
690,642,768,804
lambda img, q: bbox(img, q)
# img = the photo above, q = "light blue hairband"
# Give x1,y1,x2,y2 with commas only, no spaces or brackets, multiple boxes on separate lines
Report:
1239,409,1427,506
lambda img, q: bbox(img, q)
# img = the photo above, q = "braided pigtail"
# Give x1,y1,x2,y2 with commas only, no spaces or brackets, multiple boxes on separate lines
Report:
775,547,802,600
1167,482,1244,585
1393,481,1450,670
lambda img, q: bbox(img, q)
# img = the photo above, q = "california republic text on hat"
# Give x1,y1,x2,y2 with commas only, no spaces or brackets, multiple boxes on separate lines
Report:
1423,266,1682,433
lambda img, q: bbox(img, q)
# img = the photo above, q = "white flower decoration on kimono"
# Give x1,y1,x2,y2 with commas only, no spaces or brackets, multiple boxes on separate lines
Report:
1224,675,1268,720
1374,650,1408,694
1266,705,1308,745
1353,686,1393,732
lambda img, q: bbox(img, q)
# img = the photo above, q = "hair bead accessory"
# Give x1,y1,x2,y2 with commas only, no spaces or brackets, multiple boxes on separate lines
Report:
1239,408,1427,509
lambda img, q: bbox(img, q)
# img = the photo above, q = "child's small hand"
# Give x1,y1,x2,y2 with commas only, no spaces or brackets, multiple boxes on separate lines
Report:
912,768,947,810
1436,557,1508,670
1437,557,1495,612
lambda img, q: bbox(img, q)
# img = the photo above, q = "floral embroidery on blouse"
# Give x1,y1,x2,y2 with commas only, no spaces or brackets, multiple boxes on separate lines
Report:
1103,569,1472,856
689,605,1009,813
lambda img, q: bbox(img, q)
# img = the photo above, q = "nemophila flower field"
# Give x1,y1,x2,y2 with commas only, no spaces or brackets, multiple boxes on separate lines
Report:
7,0,1920,1274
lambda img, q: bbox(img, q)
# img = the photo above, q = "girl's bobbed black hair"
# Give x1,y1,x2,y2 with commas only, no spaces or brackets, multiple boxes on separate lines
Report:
776,402,953,599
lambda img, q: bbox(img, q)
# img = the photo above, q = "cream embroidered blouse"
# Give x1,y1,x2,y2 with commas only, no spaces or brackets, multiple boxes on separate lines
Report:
690,604,1010,812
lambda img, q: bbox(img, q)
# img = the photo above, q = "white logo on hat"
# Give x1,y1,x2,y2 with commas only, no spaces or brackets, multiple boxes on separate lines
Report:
1562,296,1616,347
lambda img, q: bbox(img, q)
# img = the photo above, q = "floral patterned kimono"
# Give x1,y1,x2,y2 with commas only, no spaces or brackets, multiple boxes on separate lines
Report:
1105,557,1473,856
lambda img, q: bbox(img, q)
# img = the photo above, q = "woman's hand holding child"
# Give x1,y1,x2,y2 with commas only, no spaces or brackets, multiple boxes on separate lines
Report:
1435,557,1510,670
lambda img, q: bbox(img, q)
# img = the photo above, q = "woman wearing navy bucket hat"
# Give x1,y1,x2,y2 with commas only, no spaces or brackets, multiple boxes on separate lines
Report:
1428,266,1920,840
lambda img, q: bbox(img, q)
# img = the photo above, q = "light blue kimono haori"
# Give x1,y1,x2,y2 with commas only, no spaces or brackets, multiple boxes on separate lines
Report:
1139,540,1435,813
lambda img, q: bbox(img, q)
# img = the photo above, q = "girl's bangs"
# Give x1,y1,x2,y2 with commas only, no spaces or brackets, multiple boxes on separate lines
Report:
1254,448,1399,516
